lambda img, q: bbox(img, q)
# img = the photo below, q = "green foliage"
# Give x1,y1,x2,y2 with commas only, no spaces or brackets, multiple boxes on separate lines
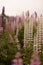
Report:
39,44,43,65
9,31,16,40
18,26,24,48
33,27,37,37
39,52,43,65
20,44,33,65
41,44,43,53
18,26,33,65
0,33,33,65
0,33,18,65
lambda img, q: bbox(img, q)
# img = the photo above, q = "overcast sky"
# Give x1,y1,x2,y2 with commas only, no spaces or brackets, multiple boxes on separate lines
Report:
0,0,43,16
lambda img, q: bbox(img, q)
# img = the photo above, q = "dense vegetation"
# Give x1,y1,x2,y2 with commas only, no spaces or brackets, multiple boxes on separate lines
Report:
0,25,43,65
0,31,33,65
0,33,18,65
